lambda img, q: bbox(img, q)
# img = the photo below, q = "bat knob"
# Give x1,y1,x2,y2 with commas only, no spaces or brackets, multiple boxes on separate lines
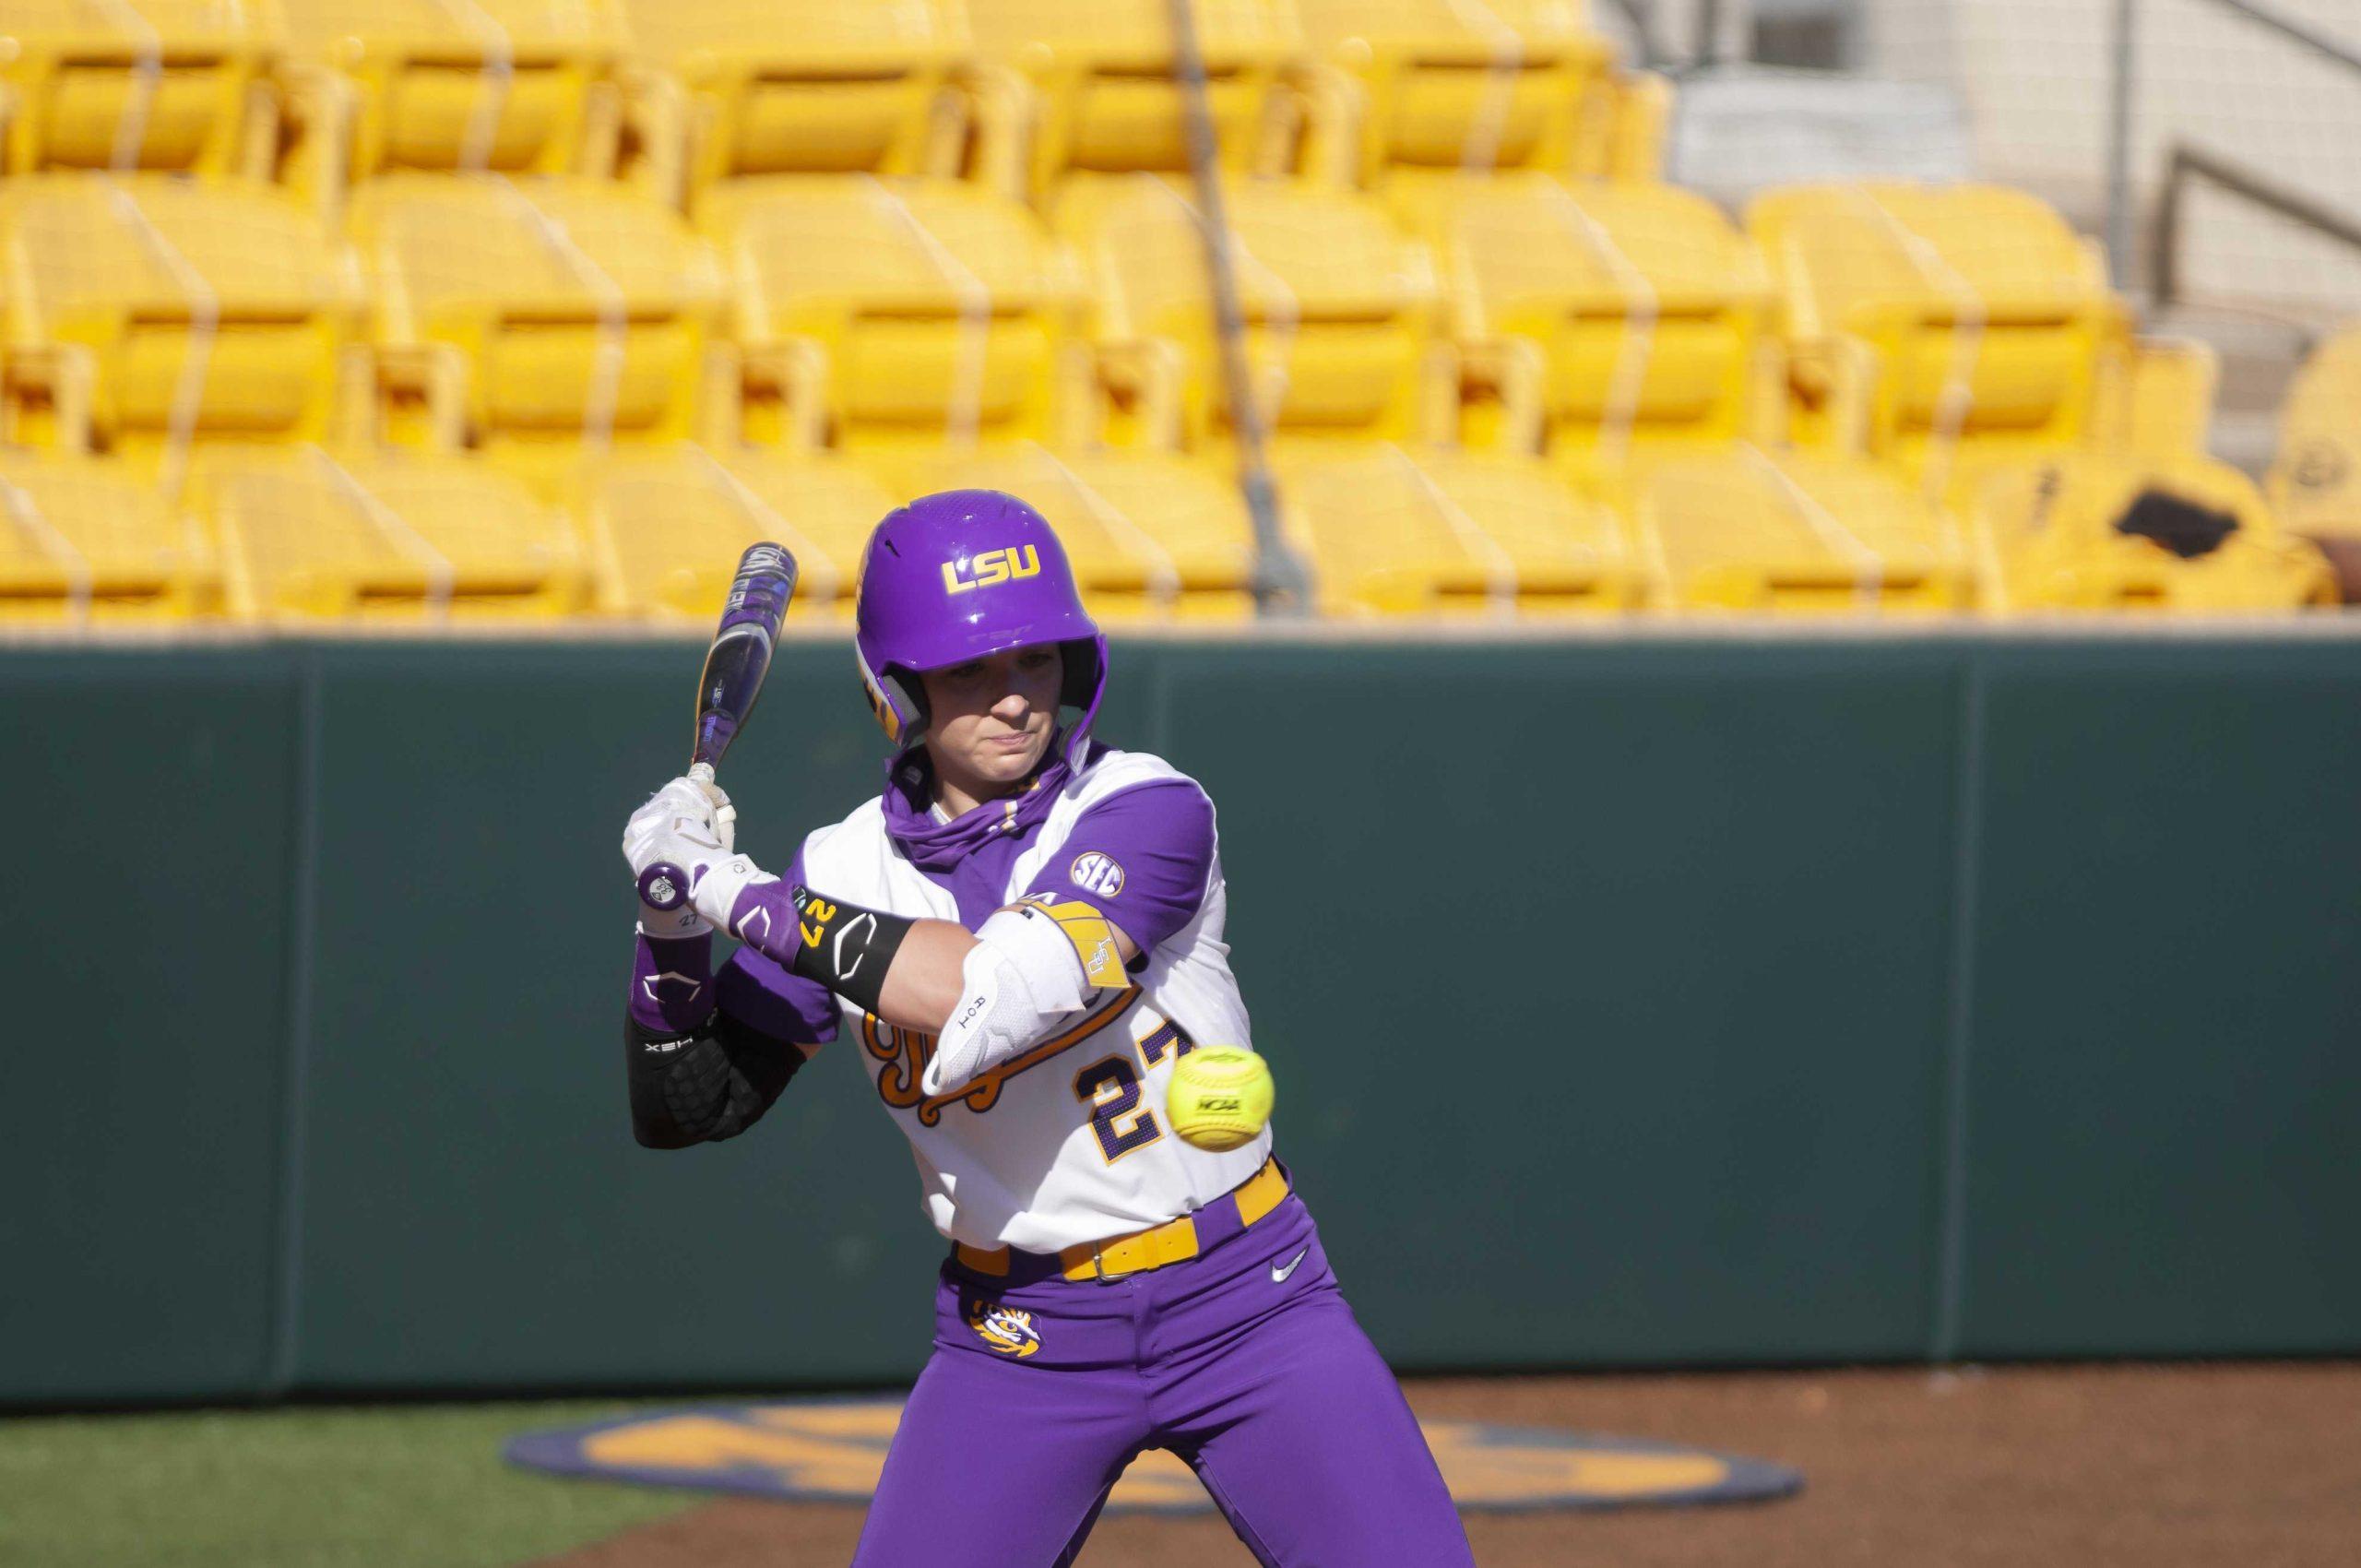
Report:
637,862,691,912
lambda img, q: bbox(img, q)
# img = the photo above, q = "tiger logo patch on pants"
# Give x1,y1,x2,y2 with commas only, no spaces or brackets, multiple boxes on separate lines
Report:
966,1301,1043,1358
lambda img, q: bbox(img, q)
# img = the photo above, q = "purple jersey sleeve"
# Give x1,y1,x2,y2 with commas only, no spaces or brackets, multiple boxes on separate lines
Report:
714,844,840,1046
1022,779,1216,956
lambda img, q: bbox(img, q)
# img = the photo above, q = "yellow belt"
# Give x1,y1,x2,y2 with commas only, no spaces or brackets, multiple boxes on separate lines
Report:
955,1158,1290,1283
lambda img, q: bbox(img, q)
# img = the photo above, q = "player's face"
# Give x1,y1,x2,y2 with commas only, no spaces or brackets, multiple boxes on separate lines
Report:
919,643,1064,796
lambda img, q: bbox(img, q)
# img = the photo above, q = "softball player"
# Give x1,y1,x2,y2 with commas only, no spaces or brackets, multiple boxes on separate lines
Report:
620,491,1473,1567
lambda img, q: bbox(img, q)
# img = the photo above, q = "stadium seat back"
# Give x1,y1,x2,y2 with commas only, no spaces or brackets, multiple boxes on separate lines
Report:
109,319,346,435
1539,324,1742,427
3,1,275,177
0,453,211,620
356,179,721,466
1086,179,1441,450
474,321,696,434
1293,0,1615,179
971,0,1303,197
1751,184,2125,466
205,448,585,619
2,180,360,460
1637,450,1976,613
1438,178,1768,463
1753,184,2106,318
286,0,627,179
634,0,964,192
581,445,887,619
1876,320,2092,431
1282,446,1640,616
719,184,1080,450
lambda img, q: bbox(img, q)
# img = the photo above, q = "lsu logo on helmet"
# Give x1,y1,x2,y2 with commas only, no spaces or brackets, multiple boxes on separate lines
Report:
966,1300,1042,1357
941,546,1042,596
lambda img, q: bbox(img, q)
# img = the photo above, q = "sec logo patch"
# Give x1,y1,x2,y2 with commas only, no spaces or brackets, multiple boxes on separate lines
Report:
1070,851,1126,898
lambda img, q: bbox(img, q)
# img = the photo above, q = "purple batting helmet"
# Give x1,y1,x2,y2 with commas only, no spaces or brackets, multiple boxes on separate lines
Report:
854,490,1108,764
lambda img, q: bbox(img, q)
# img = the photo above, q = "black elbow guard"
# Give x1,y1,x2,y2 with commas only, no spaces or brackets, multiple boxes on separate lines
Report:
626,1012,802,1147
784,885,913,1017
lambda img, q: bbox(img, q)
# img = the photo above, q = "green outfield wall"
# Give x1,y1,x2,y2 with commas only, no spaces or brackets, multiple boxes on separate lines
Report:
4,634,2356,1405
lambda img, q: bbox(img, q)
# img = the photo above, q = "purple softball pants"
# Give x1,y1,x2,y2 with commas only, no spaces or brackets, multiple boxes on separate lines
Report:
848,1192,1476,1567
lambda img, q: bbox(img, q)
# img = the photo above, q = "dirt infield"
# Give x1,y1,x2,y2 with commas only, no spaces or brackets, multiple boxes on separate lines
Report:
533,1362,2361,1567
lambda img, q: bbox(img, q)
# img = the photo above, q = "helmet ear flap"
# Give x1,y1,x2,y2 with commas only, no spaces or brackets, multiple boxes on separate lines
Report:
857,643,929,746
1059,638,1101,712
888,669,929,735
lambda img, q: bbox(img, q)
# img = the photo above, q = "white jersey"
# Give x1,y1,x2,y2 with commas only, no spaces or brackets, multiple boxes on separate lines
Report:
798,749,1272,1253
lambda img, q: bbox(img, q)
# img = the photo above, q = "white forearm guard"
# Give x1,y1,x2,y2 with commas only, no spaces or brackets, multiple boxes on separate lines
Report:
920,897,1128,1097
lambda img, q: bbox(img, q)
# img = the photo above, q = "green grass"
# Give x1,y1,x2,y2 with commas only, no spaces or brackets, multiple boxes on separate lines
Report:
0,1400,706,1568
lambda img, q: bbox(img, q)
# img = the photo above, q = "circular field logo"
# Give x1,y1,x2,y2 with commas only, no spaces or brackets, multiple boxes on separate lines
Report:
506,1399,1800,1514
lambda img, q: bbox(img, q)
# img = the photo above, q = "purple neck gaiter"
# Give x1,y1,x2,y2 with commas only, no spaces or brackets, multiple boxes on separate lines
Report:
882,739,1074,872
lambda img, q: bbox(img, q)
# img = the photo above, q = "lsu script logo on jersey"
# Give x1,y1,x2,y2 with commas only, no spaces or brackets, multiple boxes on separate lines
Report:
966,1300,1043,1357
860,985,1140,1126
1069,851,1125,899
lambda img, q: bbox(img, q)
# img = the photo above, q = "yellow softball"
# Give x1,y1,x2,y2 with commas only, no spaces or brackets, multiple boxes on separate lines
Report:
1166,1046,1275,1152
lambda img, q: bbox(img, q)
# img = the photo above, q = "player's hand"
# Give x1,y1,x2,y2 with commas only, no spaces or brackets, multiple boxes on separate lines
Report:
686,771,732,818
623,778,736,938
623,777,733,868
622,777,776,935
625,777,735,853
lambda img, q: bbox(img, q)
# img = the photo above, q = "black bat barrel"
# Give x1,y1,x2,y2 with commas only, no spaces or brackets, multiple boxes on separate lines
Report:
692,543,798,771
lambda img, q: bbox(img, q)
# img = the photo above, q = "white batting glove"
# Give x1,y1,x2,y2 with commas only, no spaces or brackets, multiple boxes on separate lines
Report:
623,777,738,938
622,777,778,937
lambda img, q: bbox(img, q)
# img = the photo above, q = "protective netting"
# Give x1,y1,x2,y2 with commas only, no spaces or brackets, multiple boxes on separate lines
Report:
0,0,2352,623
1856,0,2361,315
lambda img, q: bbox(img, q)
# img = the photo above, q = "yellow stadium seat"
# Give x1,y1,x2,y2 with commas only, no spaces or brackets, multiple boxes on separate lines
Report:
1292,0,1664,187
1079,174,1567,619
1971,454,2332,613
2269,325,2361,545
1076,176,1448,457
0,452,210,621
1749,183,2142,483
709,181,1085,454
1282,445,1640,616
277,1,628,213
0,177,364,485
885,444,1259,621
968,0,1316,207
351,177,723,489
203,447,586,621
1,0,279,179
577,443,891,621
1635,449,1977,613
1423,174,1774,494
620,0,1004,210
